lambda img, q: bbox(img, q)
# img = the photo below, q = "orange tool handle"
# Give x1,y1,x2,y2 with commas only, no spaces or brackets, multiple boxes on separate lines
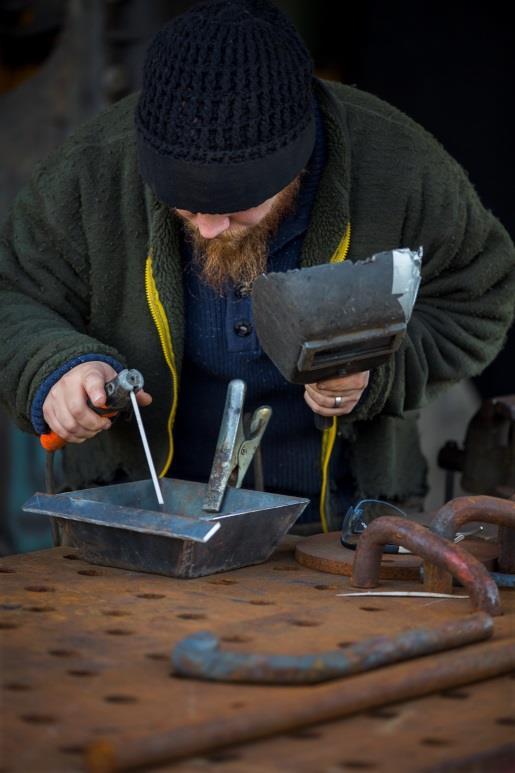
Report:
40,404,117,452
40,431,66,452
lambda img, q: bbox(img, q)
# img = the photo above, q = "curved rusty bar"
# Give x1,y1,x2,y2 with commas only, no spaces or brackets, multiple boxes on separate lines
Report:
171,613,493,685
429,495,515,582
351,516,502,616
430,495,515,540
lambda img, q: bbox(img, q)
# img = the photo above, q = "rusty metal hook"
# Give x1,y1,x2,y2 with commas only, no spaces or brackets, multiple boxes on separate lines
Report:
350,516,502,616
427,495,515,592
430,495,515,541
171,612,493,684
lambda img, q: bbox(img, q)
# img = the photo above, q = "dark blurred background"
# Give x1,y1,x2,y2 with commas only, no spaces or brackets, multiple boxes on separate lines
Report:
1,0,513,554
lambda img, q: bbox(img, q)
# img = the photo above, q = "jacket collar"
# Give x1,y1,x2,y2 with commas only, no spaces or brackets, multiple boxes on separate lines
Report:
301,78,351,267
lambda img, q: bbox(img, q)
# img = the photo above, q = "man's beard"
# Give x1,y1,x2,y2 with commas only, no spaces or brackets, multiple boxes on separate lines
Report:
180,175,301,295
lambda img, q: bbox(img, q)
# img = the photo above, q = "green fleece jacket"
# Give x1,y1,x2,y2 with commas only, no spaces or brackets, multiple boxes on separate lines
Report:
1,79,514,502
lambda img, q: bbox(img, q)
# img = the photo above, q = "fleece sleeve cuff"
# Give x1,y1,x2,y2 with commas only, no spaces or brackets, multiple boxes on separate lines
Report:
30,353,124,434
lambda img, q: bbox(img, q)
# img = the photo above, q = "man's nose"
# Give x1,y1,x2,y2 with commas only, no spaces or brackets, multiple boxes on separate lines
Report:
195,213,231,239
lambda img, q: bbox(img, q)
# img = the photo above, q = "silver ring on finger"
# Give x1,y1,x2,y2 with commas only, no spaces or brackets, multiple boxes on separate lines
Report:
334,396,342,408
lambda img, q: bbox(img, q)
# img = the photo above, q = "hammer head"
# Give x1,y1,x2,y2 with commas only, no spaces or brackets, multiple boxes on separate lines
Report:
251,248,421,384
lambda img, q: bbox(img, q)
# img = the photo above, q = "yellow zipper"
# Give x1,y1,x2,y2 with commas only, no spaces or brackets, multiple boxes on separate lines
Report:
329,220,351,264
144,254,178,477
319,222,351,532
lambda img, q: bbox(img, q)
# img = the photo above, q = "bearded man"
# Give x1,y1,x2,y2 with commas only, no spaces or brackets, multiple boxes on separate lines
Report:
1,0,514,533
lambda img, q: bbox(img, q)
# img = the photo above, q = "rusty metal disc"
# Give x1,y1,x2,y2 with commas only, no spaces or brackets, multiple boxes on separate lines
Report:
294,533,498,579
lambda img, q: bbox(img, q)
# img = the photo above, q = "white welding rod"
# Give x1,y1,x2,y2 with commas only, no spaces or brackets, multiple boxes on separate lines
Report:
337,591,469,599
130,390,164,506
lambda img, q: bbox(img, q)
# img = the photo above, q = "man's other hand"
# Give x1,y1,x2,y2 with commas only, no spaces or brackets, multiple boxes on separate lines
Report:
304,371,369,417
42,361,152,443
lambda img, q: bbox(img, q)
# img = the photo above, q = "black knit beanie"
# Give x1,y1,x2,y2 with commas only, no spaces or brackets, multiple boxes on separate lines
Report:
135,0,315,213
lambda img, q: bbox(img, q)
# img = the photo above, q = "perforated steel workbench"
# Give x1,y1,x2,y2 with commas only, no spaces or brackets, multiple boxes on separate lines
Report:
1,541,514,772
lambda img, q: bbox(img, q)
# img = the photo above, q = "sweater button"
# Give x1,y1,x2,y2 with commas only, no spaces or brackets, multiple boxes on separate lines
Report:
234,320,252,337
234,283,251,298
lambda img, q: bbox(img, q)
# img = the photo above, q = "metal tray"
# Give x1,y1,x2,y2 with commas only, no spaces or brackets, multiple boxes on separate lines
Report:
23,478,308,578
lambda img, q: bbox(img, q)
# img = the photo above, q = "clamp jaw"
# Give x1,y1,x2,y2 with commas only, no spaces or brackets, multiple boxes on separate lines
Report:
202,379,271,513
